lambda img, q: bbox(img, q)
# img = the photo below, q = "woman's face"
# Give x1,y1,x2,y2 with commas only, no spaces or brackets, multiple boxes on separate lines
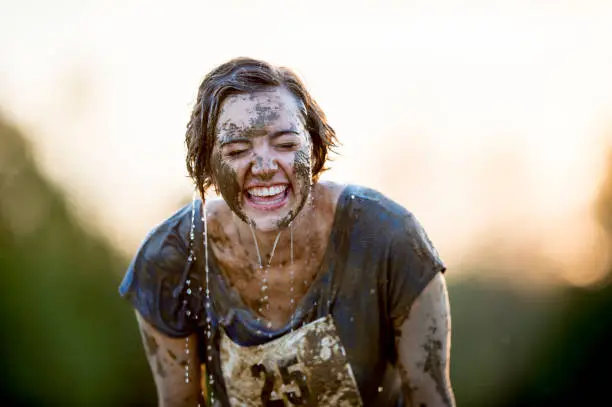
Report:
211,87,313,231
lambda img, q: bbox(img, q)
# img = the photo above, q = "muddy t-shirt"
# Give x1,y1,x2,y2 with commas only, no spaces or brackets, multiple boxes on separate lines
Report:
119,184,446,406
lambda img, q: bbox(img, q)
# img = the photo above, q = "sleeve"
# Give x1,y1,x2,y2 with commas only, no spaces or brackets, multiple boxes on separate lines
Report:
118,207,200,338
387,211,446,328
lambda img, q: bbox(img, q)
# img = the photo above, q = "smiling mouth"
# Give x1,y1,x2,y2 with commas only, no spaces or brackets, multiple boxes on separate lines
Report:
245,184,290,210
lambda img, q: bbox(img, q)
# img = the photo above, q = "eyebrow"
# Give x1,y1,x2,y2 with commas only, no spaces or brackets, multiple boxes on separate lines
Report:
219,129,301,147
270,129,301,139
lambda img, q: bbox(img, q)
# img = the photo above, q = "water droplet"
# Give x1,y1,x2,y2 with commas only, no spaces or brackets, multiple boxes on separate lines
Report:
378,386,383,392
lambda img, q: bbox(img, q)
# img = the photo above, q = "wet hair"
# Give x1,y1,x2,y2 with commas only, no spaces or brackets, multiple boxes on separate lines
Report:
185,57,338,197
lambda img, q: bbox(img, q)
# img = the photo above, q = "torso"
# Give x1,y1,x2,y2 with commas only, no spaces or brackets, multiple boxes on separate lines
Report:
206,181,345,329
120,183,442,406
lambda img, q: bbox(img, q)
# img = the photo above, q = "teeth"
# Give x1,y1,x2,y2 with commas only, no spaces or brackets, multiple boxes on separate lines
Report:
248,185,287,197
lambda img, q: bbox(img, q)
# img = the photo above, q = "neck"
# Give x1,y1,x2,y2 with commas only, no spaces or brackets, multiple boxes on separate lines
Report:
232,188,317,264
242,188,316,245
249,225,288,247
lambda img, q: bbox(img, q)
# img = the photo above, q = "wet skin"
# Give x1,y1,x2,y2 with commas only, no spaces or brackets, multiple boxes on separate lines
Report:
204,88,454,405
395,273,455,406
211,87,313,233
208,86,342,328
206,182,343,329
132,80,455,405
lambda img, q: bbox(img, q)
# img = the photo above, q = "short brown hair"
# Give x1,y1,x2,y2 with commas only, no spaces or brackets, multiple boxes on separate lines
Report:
185,57,338,197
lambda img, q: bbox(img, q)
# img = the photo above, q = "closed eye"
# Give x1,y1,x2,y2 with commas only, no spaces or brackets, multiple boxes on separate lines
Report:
275,142,298,149
222,141,250,158
226,149,248,157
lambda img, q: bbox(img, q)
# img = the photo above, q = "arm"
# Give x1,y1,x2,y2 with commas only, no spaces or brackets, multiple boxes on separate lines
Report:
396,273,456,407
135,312,203,407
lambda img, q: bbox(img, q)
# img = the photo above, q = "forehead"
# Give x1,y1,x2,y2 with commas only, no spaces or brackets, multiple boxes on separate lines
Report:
216,87,304,131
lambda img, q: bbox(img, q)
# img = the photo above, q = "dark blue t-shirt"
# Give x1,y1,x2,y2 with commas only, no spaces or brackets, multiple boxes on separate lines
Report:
119,185,446,406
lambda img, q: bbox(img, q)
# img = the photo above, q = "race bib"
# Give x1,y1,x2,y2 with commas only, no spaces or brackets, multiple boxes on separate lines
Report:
220,315,363,406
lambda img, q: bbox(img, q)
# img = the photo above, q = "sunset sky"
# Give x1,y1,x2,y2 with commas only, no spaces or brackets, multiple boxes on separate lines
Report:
1,0,611,285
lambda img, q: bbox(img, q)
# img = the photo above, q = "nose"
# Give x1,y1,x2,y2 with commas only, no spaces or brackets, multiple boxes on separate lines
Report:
251,151,278,179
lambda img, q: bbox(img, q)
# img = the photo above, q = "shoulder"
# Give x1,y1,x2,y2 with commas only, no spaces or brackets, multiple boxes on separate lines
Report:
118,200,202,337
119,201,198,297
338,184,444,269
339,184,422,239
138,202,197,266
204,196,235,238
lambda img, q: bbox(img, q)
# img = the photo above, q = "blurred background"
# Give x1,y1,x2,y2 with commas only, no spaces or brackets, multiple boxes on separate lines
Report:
1,0,611,405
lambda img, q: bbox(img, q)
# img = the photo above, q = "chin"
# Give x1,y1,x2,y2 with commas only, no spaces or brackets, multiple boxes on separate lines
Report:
245,211,292,232
242,186,302,231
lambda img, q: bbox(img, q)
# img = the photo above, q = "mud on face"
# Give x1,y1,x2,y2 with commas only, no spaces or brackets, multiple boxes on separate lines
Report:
211,87,314,231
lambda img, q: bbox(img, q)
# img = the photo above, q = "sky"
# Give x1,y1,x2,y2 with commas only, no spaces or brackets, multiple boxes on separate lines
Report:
1,0,611,286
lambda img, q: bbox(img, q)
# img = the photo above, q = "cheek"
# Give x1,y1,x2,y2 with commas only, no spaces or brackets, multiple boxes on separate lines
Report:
212,153,241,194
292,148,312,185
211,151,225,183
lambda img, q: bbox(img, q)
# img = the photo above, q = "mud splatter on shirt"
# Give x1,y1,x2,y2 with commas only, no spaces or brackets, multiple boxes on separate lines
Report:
120,185,445,406
220,316,361,406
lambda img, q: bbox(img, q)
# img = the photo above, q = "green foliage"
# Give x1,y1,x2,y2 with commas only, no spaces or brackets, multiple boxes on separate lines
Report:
0,117,155,405
449,278,563,407
2,113,611,406
449,145,612,406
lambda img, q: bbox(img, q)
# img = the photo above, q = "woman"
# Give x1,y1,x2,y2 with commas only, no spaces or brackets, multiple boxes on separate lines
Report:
120,57,455,407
